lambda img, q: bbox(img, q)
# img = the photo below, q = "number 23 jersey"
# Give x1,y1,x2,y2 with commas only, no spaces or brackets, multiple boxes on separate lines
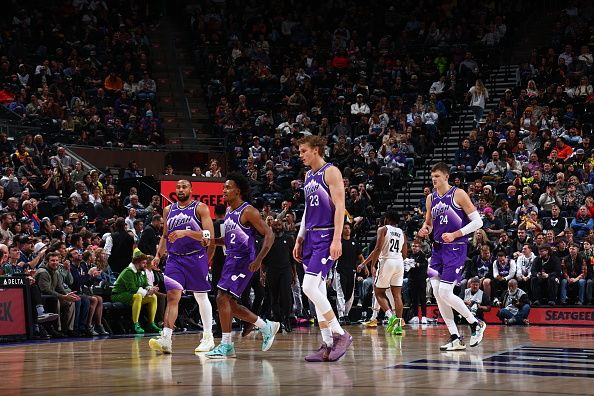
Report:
303,162,335,229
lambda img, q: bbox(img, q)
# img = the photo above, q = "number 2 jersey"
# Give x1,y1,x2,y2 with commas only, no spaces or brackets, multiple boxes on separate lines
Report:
224,201,257,262
303,162,335,229
431,186,470,244
379,224,405,261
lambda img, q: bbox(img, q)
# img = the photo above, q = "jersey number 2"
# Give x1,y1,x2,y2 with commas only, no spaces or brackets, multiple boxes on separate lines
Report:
230,234,236,244
389,238,400,253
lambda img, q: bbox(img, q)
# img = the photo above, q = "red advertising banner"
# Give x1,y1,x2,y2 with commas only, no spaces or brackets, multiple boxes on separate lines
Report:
160,180,225,218
424,305,594,326
0,288,27,336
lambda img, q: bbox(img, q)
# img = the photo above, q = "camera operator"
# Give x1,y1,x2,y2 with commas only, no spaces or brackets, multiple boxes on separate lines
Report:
497,279,531,325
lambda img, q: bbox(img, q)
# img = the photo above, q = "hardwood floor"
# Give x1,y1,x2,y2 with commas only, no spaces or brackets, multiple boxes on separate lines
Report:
2,324,594,395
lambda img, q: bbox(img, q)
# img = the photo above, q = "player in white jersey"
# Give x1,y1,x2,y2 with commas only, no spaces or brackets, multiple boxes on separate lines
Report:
360,210,407,335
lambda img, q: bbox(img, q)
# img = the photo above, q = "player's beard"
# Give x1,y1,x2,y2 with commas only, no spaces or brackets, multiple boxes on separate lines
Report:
177,192,190,203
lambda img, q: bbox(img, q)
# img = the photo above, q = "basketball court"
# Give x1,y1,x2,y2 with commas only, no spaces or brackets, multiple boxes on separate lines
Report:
3,324,593,395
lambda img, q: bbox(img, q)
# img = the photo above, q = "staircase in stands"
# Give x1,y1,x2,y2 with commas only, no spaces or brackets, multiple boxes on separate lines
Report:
389,64,519,214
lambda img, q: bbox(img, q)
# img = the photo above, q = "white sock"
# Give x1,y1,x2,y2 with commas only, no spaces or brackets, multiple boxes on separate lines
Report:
386,309,394,318
222,332,233,344
254,317,267,329
162,327,173,339
327,317,345,335
370,310,379,320
321,327,333,346
193,292,213,335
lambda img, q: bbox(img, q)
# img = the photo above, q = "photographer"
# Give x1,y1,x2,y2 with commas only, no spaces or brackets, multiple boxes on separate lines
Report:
461,277,491,321
497,279,530,325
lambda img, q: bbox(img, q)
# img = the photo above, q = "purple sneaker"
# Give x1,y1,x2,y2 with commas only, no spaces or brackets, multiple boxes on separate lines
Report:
305,343,331,362
327,331,352,361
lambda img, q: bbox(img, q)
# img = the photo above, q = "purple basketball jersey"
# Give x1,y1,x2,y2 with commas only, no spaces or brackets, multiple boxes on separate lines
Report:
304,163,335,229
166,201,205,255
224,202,257,261
217,202,258,298
431,186,470,244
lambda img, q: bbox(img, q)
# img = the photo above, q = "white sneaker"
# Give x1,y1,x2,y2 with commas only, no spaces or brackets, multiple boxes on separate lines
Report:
440,336,466,351
195,333,215,352
149,335,173,354
408,316,419,324
470,320,486,347
421,316,428,324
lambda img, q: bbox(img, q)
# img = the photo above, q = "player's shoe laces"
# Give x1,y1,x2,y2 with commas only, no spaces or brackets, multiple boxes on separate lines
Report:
362,318,378,327
149,335,172,354
195,333,215,353
261,320,280,352
205,343,236,359
328,331,352,361
440,335,466,351
470,320,486,347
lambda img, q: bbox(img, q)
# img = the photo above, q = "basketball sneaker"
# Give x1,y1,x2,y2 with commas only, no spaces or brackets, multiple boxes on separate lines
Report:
391,318,403,335
261,320,281,352
327,331,352,361
421,316,428,324
408,316,419,324
195,333,215,353
304,343,331,362
149,335,172,354
362,319,378,328
440,335,466,351
205,343,236,359
386,315,399,333
469,320,487,347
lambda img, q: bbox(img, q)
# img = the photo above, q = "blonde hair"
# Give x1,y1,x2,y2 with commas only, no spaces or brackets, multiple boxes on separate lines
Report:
475,79,488,97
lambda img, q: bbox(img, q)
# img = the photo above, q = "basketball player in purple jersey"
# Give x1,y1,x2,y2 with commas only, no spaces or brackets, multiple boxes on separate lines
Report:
149,180,215,354
206,172,280,359
418,162,487,351
293,135,352,362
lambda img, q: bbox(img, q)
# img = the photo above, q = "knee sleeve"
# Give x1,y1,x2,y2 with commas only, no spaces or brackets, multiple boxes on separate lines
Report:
302,274,332,316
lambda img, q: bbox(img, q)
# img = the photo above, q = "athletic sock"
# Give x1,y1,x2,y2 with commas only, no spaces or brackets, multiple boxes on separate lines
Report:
370,310,379,320
327,317,345,335
254,317,267,329
386,309,394,318
222,332,233,344
162,327,173,339
321,327,333,347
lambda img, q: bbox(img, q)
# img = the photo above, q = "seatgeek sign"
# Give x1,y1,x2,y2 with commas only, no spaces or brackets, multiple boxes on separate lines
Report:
160,180,225,217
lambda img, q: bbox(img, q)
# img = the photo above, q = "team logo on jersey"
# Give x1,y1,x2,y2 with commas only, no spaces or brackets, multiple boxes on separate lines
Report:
304,179,320,196
167,213,192,230
431,201,450,218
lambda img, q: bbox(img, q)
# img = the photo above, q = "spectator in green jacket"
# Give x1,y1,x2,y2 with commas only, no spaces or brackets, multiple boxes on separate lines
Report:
112,249,160,334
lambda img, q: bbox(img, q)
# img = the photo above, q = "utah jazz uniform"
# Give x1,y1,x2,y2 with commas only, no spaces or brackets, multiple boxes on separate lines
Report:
217,202,258,298
428,186,470,284
302,163,335,279
164,201,210,292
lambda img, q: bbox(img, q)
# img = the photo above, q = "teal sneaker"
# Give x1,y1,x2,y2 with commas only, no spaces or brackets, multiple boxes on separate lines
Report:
261,320,280,352
205,343,236,359
386,315,398,334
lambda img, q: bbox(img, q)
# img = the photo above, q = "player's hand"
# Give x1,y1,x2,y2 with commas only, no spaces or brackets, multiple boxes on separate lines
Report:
167,230,185,243
330,239,342,261
248,259,262,272
418,225,430,238
293,240,303,263
441,232,455,243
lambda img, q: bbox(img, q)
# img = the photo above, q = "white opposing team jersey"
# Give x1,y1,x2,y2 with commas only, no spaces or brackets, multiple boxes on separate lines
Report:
379,225,405,261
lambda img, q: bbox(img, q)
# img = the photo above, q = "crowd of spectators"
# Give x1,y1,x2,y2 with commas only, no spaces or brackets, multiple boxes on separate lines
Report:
425,2,594,311
0,0,164,149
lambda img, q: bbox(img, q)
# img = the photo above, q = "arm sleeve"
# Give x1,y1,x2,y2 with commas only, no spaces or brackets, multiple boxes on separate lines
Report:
298,205,307,239
460,210,483,236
